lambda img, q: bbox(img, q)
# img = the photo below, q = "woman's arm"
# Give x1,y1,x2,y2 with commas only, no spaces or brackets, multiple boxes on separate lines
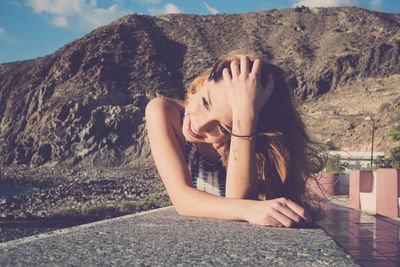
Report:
145,97,310,227
223,56,274,199
145,97,249,220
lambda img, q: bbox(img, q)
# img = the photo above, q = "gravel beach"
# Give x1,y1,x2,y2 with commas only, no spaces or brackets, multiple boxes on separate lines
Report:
0,165,169,242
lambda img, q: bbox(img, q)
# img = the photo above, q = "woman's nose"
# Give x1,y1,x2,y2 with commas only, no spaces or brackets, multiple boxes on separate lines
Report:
194,116,212,133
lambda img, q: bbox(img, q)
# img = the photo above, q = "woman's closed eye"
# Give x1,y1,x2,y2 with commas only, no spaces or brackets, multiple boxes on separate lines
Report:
219,123,230,135
202,97,209,109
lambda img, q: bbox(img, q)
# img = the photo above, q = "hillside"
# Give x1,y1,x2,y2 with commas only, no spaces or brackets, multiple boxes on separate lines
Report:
1,6,399,168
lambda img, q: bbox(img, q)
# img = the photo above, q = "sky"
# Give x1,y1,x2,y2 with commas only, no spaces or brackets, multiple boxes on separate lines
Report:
1,0,400,64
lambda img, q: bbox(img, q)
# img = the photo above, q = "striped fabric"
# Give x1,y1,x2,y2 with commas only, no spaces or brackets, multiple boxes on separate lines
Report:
185,141,226,197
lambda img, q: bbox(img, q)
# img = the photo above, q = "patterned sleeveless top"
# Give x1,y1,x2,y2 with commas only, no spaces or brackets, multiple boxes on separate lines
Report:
185,140,226,197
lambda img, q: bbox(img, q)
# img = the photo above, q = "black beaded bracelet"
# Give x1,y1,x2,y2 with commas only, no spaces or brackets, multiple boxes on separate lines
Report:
231,132,257,141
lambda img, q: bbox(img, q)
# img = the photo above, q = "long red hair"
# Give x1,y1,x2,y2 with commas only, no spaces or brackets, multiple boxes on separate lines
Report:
186,53,326,217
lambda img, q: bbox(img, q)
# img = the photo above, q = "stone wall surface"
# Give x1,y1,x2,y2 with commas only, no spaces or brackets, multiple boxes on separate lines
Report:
0,207,360,266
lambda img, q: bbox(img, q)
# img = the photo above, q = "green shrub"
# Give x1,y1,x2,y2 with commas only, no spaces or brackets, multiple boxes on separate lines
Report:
117,193,172,214
53,207,80,217
389,146,400,169
117,200,139,213
325,154,347,173
136,193,171,210
81,203,117,219
389,126,400,142
373,146,400,169
364,165,379,170
374,155,392,168
324,140,335,150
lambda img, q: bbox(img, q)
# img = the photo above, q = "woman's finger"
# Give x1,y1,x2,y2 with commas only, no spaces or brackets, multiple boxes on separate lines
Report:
222,67,232,82
265,216,284,228
240,55,250,77
251,58,261,75
276,202,302,225
230,59,240,78
286,199,312,223
270,208,296,228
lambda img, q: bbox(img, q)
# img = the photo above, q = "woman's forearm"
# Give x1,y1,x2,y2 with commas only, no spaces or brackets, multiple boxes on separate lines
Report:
225,115,258,199
174,185,311,228
221,56,272,199
172,184,254,221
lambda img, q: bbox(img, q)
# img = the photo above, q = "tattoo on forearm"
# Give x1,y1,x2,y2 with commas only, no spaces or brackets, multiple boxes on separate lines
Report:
231,139,238,161
232,152,238,161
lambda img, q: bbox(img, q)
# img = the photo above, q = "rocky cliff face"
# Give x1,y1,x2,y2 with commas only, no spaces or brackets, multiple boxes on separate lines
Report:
0,7,399,168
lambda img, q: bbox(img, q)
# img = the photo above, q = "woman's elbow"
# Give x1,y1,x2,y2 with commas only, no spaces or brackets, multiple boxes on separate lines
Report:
167,186,196,216
174,204,189,216
171,199,193,216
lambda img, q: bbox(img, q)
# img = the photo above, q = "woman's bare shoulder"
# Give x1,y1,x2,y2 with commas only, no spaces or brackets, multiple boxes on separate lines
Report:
145,97,186,147
145,97,186,158
145,97,185,119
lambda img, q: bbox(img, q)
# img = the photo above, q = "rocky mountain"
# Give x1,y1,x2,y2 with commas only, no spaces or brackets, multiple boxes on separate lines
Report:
1,6,399,168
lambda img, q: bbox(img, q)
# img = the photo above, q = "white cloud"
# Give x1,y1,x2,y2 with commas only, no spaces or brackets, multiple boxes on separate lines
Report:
133,0,161,4
164,3,182,14
148,3,182,15
203,1,218,15
26,0,131,31
369,0,383,10
293,0,358,8
51,16,68,27
82,4,129,29
293,0,384,11
0,27,18,42
26,0,83,16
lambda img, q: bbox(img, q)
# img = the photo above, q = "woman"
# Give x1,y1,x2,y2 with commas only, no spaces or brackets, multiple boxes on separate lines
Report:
145,52,325,227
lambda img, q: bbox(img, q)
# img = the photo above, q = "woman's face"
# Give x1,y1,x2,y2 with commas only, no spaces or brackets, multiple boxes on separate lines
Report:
183,79,232,146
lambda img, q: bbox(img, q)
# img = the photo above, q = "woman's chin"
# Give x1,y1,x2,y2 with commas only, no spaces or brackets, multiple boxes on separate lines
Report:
183,121,201,142
182,126,195,142
183,133,200,143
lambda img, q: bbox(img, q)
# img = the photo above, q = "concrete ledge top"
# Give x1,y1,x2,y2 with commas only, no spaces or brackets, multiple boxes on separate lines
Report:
0,206,359,266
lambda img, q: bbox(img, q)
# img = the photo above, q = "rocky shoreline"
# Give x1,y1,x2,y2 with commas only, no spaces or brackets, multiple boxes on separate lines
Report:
0,165,170,242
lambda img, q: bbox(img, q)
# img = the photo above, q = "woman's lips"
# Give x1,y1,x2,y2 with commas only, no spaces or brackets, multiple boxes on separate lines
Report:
188,119,203,139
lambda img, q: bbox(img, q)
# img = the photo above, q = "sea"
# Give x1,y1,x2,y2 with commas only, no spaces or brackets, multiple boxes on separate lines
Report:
0,184,40,204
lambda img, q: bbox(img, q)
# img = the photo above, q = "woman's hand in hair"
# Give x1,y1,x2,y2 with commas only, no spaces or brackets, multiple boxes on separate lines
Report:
222,55,274,128
244,197,312,227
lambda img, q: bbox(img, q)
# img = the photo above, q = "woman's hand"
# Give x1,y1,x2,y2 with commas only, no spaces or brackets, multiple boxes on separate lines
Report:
244,198,312,227
222,56,274,126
